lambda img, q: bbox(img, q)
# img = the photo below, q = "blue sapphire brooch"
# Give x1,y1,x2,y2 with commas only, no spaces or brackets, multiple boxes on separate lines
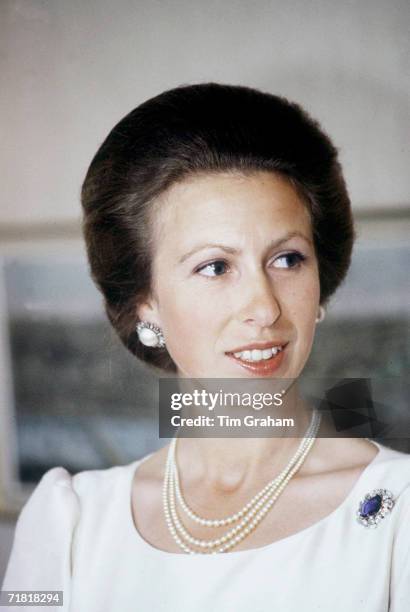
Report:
357,489,395,528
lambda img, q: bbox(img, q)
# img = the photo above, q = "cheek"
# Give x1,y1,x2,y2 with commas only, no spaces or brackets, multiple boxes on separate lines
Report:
157,285,220,364
281,272,320,334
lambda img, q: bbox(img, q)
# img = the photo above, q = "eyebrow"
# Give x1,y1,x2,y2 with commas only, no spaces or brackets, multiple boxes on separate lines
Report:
178,231,313,264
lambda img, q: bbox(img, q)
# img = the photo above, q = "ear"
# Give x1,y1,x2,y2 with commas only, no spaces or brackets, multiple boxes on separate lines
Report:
136,295,162,329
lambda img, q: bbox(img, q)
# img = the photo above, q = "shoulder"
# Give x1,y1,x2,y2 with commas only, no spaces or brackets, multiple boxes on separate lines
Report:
71,460,138,499
19,460,139,513
16,467,80,533
21,454,157,520
313,438,410,492
10,462,134,542
367,442,410,492
352,442,410,508
13,459,145,549
2,461,141,591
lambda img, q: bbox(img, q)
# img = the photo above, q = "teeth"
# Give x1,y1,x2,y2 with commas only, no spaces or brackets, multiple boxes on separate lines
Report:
233,346,283,361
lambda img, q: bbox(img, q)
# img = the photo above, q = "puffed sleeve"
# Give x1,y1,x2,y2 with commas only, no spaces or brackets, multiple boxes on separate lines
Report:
1,467,80,611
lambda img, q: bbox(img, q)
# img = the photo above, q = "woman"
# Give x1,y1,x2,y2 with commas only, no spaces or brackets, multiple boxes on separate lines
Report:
3,83,409,610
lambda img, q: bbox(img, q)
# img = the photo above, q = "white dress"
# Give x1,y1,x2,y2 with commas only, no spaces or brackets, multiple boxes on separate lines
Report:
2,441,410,612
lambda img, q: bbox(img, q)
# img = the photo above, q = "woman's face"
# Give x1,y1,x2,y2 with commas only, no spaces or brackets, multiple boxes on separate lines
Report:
138,171,321,379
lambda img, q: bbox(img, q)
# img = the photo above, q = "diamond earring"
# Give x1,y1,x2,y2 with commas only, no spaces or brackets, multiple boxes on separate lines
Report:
136,321,166,348
315,305,326,323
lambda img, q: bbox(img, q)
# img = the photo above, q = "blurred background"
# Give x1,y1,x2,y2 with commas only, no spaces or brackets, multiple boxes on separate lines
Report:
0,0,409,582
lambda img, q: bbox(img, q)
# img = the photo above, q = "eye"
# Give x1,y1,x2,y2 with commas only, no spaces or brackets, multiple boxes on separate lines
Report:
196,260,229,277
272,252,306,269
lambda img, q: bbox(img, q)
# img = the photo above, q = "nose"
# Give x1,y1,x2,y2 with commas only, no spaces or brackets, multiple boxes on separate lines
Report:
237,272,281,328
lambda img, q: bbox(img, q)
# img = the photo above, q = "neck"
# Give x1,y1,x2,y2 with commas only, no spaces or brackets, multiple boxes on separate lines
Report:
174,385,316,493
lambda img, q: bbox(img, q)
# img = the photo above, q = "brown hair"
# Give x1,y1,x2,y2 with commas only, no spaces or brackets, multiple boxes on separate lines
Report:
81,82,355,373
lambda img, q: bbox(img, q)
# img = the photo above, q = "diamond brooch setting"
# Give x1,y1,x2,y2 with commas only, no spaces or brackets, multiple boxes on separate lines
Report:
357,489,395,528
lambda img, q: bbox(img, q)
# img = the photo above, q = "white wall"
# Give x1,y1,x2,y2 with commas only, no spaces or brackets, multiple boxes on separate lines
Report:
1,0,409,229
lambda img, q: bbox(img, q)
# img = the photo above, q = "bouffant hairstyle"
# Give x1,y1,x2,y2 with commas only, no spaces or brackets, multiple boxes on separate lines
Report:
81,82,354,374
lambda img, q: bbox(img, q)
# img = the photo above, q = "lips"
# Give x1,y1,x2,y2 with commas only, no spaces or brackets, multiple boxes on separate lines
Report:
225,343,288,376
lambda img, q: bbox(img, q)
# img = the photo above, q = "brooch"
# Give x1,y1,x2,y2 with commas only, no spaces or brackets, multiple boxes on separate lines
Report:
357,489,395,528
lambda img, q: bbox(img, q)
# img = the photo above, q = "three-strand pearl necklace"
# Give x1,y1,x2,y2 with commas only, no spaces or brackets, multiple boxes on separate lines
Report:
163,409,321,554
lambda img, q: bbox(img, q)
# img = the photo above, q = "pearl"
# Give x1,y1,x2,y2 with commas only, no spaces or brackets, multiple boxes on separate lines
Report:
138,327,159,347
163,410,321,554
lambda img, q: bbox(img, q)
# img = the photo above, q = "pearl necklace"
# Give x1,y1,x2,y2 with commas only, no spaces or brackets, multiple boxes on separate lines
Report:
163,409,321,554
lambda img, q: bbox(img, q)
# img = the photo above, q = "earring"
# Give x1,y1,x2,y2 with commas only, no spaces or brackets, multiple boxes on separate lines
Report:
136,321,166,348
315,305,326,323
